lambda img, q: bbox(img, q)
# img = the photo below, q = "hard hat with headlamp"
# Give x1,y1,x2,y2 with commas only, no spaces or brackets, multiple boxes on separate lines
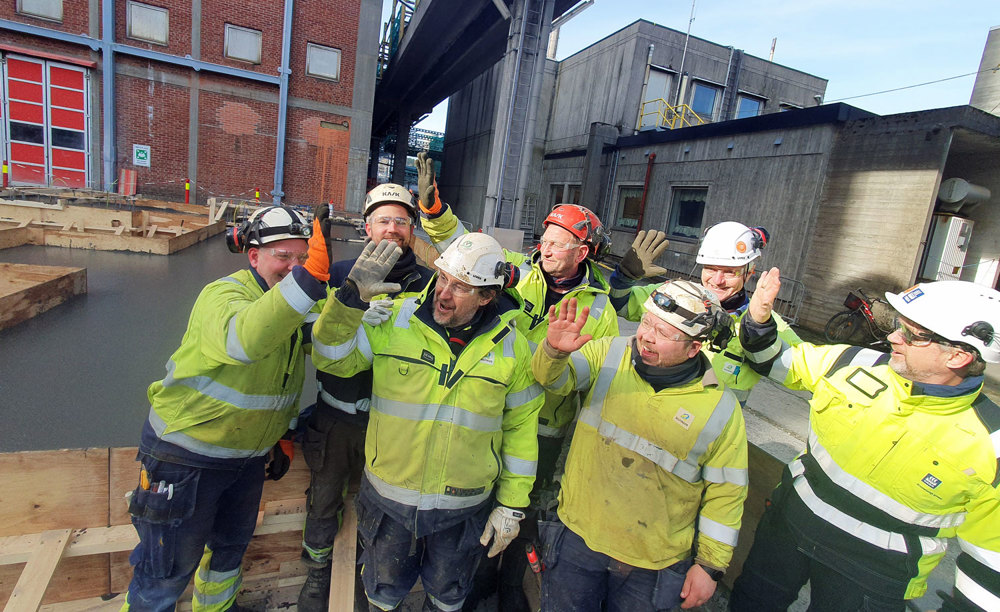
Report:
643,279,734,351
226,206,311,253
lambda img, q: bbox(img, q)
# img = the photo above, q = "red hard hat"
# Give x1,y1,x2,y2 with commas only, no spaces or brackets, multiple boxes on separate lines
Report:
542,204,610,260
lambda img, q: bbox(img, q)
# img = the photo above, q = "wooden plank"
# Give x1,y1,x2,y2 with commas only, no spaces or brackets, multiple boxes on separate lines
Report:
145,225,157,238
0,264,87,331
4,529,72,612
0,555,109,608
329,496,357,611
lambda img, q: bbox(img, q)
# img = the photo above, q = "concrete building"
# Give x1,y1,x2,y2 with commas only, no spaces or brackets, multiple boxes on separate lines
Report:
0,0,380,208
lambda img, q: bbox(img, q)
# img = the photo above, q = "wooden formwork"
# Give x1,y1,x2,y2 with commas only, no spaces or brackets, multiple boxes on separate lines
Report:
0,447,358,611
0,263,87,331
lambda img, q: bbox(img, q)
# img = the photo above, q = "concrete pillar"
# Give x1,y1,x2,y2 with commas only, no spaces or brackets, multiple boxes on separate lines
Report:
580,122,619,213
392,112,411,184
971,26,1000,116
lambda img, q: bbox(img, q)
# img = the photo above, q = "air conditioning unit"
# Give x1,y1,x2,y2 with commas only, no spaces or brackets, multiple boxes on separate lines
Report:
920,214,973,281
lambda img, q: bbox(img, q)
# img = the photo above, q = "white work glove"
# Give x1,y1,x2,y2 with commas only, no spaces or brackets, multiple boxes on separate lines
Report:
361,299,393,327
347,240,402,302
480,506,525,558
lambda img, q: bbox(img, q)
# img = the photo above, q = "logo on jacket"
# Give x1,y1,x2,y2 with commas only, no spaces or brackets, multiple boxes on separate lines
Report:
420,349,435,364
921,473,941,489
902,287,924,303
524,299,535,313
674,408,693,430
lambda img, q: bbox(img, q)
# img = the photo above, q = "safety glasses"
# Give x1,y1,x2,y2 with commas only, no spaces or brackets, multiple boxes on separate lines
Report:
892,317,948,347
265,248,309,265
539,238,583,252
371,215,413,227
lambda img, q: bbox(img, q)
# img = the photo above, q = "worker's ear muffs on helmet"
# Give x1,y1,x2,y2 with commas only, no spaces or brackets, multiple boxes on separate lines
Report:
226,210,311,254
589,225,612,262
962,321,996,349
704,310,735,352
495,261,520,289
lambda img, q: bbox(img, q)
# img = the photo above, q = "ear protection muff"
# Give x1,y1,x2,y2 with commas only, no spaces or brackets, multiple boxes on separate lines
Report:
962,321,996,348
590,226,612,262
495,261,520,289
706,310,735,352
226,213,265,254
749,226,769,251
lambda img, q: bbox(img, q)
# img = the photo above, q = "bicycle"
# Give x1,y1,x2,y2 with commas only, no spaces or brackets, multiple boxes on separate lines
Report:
824,289,894,349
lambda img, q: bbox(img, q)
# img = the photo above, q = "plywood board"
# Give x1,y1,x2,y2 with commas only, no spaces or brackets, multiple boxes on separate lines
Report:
0,263,87,331
108,449,138,527
0,228,30,250
0,554,109,608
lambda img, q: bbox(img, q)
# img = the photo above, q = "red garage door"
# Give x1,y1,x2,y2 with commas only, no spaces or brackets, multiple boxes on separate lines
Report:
3,55,89,188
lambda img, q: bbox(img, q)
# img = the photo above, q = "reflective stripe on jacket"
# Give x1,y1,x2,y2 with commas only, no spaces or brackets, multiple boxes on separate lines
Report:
609,277,800,401
146,269,317,459
311,283,544,512
747,338,1000,604
422,205,620,436
532,335,748,571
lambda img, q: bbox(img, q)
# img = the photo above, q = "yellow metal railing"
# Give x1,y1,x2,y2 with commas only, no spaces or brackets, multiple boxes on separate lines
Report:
638,98,708,130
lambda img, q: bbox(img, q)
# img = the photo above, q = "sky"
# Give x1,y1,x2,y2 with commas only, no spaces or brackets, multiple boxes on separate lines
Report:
394,0,1000,132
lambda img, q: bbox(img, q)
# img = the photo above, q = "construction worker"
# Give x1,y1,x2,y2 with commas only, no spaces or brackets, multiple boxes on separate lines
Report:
532,281,748,611
609,221,801,404
415,152,620,609
310,233,544,611
297,185,433,610
730,273,1000,611
122,206,328,610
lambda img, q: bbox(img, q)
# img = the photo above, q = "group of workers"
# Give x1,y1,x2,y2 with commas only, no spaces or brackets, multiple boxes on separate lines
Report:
118,152,1000,612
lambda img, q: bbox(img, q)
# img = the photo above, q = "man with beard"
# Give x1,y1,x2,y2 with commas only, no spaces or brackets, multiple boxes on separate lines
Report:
311,233,543,611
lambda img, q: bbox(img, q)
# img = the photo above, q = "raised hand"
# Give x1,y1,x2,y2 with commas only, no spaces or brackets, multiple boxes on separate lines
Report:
347,240,402,301
620,230,669,280
749,267,781,324
545,298,593,353
416,151,440,215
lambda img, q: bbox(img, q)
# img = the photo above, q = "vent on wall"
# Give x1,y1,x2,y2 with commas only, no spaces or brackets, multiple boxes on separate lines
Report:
936,178,991,214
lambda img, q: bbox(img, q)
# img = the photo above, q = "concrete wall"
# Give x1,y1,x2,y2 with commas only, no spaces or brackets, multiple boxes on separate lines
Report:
797,113,953,330
970,26,1000,116
0,0,379,208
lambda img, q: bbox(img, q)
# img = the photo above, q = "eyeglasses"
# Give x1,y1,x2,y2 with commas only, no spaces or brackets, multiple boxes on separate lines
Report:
893,317,946,347
265,248,309,265
703,265,745,280
371,215,413,227
436,273,478,297
638,314,690,342
539,238,583,252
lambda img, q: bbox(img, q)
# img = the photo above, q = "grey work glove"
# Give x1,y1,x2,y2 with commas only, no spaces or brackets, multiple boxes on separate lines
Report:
361,299,394,327
415,151,441,215
480,506,525,558
620,230,669,280
347,240,402,302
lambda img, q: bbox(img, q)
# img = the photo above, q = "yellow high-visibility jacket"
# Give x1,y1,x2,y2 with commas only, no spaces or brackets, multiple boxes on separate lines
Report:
422,205,619,437
746,336,1000,605
311,282,544,511
146,269,319,459
532,336,748,571
609,278,801,403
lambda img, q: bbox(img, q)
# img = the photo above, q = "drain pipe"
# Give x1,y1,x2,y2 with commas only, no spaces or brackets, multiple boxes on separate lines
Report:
271,0,294,205
635,152,656,231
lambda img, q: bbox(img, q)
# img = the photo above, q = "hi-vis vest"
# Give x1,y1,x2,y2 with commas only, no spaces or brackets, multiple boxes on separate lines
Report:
749,339,1000,605
422,205,620,437
609,280,801,403
533,336,748,571
146,269,316,458
311,285,544,510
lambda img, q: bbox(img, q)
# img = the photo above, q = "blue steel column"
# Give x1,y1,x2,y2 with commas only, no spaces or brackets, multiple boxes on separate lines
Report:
272,0,294,205
101,0,115,191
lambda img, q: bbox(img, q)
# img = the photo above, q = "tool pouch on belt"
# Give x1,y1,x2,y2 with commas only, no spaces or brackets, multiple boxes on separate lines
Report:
127,463,200,579
537,520,567,572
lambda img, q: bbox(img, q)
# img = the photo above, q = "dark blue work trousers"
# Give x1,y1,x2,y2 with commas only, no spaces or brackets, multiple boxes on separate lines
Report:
124,454,265,611
539,522,692,612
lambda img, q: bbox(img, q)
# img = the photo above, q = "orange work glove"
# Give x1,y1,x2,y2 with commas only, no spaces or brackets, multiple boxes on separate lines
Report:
278,438,295,464
303,208,331,282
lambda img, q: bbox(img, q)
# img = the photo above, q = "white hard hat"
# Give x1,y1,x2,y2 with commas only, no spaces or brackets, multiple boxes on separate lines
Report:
364,183,417,219
696,222,768,267
434,233,507,288
643,279,731,342
885,281,1000,363
240,206,310,248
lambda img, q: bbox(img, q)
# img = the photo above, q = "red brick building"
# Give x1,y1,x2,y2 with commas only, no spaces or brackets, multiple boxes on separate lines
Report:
0,0,380,209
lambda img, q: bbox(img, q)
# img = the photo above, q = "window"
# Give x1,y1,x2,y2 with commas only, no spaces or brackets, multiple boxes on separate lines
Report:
639,67,674,130
779,103,802,112
616,186,644,229
667,188,707,238
549,184,582,211
566,184,581,205
127,2,169,45
306,43,341,81
735,95,764,119
17,0,62,21
689,82,720,121
225,25,262,64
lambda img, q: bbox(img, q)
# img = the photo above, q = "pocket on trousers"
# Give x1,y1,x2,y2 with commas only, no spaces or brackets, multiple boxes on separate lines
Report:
537,520,567,572
302,422,327,472
127,466,200,579
355,497,386,550
651,559,692,610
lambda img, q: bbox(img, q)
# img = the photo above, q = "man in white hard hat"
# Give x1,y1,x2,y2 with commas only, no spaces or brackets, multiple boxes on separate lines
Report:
609,221,801,403
731,273,1000,611
532,280,747,610
311,234,544,611
122,206,328,609
297,185,434,610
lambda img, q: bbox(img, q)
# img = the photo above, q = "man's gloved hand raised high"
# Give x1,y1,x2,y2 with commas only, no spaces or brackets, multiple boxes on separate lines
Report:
620,230,669,280
346,240,403,302
304,204,335,282
415,151,443,216
480,506,526,558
